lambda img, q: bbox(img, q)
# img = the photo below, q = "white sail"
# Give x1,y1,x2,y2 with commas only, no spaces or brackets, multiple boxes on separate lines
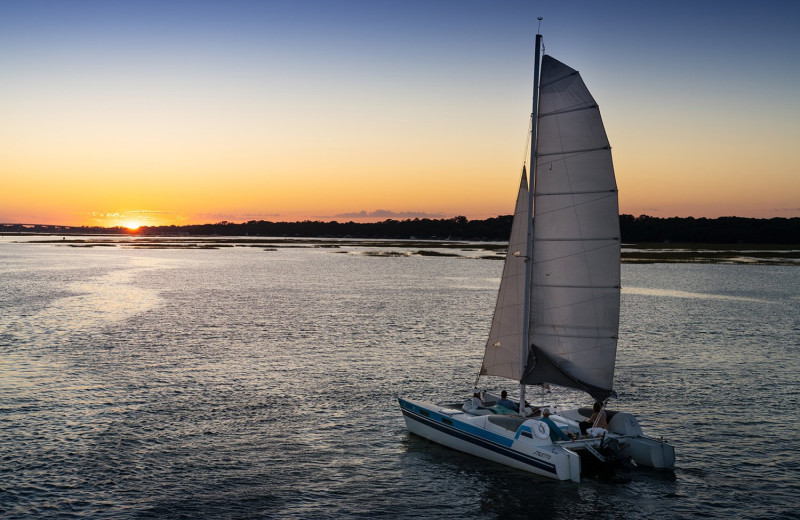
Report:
523,55,621,400
480,170,529,380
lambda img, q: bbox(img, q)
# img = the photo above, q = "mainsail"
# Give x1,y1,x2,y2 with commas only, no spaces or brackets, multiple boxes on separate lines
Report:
481,54,620,402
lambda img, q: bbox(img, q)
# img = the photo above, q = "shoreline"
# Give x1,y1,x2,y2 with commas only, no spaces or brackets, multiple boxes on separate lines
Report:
3,236,798,265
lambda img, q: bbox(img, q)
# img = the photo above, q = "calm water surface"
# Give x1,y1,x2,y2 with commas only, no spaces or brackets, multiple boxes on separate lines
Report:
1,238,798,519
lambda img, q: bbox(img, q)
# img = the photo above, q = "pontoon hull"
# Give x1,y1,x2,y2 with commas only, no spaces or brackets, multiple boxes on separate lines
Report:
399,398,581,482
558,407,675,470
400,398,676,481
621,436,675,469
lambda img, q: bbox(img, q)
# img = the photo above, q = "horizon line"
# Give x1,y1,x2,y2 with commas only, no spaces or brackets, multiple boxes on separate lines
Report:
3,212,800,231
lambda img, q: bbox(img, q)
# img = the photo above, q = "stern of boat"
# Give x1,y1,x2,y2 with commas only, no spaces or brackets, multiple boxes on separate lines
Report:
560,408,676,471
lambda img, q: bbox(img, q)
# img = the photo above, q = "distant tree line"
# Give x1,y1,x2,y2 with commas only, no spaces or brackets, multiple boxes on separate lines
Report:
618,215,799,244
172,215,513,241
3,215,799,243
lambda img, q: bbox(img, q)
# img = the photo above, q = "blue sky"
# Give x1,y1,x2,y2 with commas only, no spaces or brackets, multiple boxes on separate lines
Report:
2,0,799,225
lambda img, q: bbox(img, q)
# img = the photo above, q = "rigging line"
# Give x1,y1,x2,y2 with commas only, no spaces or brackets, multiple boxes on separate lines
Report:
531,193,618,217
537,295,617,314
534,237,620,241
532,344,617,360
537,189,618,196
521,116,533,170
532,283,620,289
532,286,619,307
532,344,618,359
532,241,619,265
536,149,612,169
540,70,579,88
537,146,611,157
539,104,599,118
534,323,618,331
533,332,617,339
538,99,594,115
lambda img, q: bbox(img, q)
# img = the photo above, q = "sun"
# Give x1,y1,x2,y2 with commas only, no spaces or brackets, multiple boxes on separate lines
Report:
124,221,141,231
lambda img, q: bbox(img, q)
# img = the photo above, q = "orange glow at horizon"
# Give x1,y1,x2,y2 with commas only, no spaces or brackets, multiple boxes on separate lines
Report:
2,3,799,227
5,75,798,227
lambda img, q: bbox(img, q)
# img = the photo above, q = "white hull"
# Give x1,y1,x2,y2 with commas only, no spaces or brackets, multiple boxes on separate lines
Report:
400,398,674,482
401,398,583,482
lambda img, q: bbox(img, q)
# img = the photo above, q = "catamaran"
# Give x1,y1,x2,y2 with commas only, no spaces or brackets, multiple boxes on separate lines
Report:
398,26,675,482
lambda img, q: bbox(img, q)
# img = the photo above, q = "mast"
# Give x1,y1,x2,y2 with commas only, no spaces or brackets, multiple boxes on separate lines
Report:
519,29,542,413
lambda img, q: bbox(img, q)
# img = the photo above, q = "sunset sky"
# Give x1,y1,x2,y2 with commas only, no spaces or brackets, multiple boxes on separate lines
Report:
2,0,799,227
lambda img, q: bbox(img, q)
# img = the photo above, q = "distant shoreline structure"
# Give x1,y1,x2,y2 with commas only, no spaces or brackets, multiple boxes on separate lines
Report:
2,214,799,245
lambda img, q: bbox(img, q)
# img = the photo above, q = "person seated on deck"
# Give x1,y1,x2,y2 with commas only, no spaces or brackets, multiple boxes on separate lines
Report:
495,390,519,413
579,402,609,436
541,408,576,441
462,389,494,414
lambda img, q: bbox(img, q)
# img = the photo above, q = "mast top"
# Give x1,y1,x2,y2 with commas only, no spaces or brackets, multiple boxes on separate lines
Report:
537,17,543,34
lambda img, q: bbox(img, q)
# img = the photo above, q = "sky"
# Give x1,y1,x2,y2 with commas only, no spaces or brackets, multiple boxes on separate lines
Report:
2,0,799,227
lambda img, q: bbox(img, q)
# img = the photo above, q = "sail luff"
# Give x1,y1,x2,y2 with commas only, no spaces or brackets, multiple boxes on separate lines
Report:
520,32,542,407
518,32,543,410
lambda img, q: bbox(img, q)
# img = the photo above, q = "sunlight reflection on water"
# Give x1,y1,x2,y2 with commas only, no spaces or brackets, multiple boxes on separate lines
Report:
1,254,167,343
623,286,770,303
1,241,798,519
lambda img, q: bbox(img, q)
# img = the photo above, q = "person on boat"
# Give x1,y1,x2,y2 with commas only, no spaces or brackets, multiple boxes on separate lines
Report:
463,388,493,414
470,388,482,407
495,390,519,412
540,408,576,441
579,402,609,435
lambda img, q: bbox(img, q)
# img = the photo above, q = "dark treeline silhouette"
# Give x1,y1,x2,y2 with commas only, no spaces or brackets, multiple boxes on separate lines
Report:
155,215,515,241
3,215,799,243
619,215,799,244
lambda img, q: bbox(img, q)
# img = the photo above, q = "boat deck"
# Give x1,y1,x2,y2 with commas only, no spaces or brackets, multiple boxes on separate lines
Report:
486,415,527,432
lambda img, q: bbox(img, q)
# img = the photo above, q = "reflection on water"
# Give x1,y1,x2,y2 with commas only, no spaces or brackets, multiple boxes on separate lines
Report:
623,287,770,303
0,254,166,343
0,240,798,519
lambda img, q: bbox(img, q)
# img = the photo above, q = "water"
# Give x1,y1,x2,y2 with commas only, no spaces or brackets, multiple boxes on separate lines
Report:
1,238,798,519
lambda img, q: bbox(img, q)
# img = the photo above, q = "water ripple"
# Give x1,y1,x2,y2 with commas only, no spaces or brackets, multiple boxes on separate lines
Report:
1,244,798,519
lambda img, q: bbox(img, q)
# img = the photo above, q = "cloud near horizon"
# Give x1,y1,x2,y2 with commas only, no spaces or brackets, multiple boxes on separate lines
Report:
87,210,183,225
193,212,284,222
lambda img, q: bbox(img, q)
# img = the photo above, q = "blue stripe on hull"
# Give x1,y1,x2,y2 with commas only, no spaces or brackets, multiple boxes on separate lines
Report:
400,404,557,475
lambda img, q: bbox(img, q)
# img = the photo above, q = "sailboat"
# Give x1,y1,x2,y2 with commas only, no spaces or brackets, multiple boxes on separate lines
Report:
398,29,675,482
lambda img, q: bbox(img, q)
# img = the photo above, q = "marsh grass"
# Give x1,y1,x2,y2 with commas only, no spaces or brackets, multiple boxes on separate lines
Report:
16,237,800,265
